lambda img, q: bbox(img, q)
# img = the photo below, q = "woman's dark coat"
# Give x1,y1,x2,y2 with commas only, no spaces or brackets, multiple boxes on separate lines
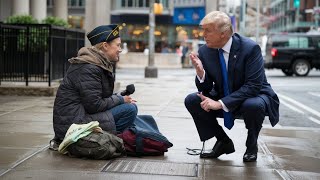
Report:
53,47,123,140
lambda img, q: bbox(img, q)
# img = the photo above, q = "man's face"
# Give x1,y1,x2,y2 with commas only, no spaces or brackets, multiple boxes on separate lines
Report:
201,23,223,48
103,37,122,62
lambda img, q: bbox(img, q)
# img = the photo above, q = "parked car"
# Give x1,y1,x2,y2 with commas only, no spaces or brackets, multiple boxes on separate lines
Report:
264,33,320,76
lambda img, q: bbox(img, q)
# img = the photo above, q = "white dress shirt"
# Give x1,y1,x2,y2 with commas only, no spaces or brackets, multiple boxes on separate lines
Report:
197,37,233,112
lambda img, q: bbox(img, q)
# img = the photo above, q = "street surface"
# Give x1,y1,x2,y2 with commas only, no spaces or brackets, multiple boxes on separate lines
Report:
116,68,320,129
266,69,320,128
0,68,320,179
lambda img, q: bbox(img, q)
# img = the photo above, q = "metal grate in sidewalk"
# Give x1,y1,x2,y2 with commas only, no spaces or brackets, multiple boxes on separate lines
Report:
102,160,198,177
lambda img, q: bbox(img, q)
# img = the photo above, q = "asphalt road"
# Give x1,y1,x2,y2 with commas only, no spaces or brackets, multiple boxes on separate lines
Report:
266,69,320,128
116,68,320,129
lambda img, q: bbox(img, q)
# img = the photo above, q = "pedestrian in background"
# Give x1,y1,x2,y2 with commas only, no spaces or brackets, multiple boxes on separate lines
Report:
50,24,137,150
181,42,189,67
184,11,279,162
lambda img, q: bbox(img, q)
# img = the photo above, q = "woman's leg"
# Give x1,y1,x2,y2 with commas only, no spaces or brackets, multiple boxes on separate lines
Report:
110,103,138,133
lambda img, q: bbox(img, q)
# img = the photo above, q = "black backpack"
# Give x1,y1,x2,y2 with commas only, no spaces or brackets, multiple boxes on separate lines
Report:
66,130,126,159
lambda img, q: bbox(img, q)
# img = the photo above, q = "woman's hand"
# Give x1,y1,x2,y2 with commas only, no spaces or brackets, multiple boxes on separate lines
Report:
123,95,137,104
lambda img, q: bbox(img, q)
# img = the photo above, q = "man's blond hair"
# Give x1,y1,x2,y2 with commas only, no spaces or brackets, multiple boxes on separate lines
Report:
200,11,233,36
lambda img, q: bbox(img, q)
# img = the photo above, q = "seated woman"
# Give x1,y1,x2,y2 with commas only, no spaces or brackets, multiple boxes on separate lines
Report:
50,24,137,150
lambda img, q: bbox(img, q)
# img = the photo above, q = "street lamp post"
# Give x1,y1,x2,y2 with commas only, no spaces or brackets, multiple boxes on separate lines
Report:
294,0,300,27
315,0,319,30
255,0,260,43
145,0,158,78
240,0,247,35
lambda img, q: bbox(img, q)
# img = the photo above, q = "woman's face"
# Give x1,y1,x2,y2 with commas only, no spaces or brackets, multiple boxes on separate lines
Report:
102,37,122,62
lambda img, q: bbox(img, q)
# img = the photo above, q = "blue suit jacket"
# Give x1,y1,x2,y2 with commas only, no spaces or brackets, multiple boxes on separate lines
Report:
196,33,279,126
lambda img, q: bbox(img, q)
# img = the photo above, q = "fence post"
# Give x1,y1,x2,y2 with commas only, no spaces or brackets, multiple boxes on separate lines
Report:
0,23,2,86
64,27,67,77
25,26,30,86
48,25,52,87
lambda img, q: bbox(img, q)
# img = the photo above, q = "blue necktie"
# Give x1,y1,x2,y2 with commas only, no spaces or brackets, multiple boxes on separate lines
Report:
218,49,234,130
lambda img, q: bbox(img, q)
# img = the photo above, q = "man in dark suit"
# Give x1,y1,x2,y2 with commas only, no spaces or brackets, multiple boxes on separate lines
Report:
184,11,279,162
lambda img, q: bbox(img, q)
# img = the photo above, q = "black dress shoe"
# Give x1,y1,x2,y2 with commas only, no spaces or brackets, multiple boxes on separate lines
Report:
243,152,257,162
200,139,235,158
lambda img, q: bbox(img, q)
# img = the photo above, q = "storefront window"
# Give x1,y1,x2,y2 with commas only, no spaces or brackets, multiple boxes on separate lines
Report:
118,23,203,53
120,24,148,52
68,15,84,29
119,0,170,8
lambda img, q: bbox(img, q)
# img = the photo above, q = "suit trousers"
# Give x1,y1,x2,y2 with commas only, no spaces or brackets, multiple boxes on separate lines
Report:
184,92,267,153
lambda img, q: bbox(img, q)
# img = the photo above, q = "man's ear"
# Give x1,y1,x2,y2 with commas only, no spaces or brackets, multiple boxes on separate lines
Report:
220,31,225,39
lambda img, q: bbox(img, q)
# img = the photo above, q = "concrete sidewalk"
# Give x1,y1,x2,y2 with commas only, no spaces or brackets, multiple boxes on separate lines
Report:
0,68,320,180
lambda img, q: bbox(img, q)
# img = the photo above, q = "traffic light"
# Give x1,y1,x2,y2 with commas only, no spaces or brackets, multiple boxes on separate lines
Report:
294,0,300,8
154,3,163,15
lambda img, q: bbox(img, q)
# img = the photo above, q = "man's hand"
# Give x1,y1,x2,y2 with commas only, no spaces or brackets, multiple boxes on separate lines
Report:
197,93,222,112
189,52,204,78
123,95,137,104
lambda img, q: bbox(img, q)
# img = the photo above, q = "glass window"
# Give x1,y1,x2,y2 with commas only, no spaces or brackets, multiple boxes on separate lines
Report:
288,37,299,48
298,37,309,48
69,0,77,6
47,0,54,6
121,0,126,7
68,16,84,29
288,37,309,48
271,35,289,47
79,0,85,6
128,0,133,7
164,0,169,8
313,37,320,48
138,0,144,7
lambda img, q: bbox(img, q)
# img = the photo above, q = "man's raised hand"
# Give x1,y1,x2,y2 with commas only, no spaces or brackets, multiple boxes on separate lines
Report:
189,52,204,79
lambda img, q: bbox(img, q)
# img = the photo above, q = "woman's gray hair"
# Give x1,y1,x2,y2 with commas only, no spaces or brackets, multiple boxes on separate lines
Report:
200,11,233,36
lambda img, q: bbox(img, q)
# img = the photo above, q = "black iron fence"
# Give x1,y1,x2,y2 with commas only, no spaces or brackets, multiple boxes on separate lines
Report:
0,23,85,86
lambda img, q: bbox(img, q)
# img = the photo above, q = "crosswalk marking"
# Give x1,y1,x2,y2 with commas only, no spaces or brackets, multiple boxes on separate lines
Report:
308,92,320,98
278,93,320,119
280,99,304,114
309,116,320,125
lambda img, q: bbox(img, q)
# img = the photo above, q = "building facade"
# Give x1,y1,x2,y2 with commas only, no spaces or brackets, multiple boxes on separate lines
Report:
47,0,86,29
111,0,209,52
268,0,320,32
0,0,70,22
0,0,223,51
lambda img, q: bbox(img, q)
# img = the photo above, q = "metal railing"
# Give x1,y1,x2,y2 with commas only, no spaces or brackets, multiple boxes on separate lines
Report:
0,23,85,86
